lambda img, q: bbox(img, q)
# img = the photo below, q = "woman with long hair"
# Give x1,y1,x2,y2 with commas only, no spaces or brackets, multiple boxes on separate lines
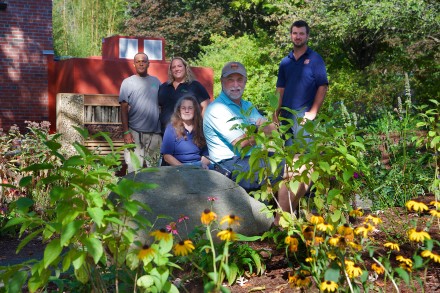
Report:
158,57,210,134
160,95,211,169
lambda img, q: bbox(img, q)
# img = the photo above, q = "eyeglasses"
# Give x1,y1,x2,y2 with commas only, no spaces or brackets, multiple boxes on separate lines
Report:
135,60,149,64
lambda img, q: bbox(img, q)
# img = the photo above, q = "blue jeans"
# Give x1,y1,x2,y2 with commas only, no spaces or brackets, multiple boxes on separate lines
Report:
283,112,313,148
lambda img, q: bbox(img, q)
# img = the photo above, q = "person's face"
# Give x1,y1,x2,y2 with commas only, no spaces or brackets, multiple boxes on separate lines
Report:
222,73,246,101
179,99,195,122
171,59,186,81
133,54,149,76
290,26,309,48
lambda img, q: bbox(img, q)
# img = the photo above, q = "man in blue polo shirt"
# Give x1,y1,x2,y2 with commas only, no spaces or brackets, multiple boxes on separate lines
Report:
275,20,328,146
204,62,309,224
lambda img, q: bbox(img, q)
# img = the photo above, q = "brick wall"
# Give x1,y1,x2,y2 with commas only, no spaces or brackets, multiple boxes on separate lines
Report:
0,0,53,131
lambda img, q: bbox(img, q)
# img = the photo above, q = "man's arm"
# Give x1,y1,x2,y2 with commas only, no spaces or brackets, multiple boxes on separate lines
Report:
120,102,134,143
304,84,328,121
273,87,285,124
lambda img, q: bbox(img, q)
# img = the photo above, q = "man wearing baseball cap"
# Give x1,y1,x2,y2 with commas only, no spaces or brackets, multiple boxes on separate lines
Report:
203,62,309,223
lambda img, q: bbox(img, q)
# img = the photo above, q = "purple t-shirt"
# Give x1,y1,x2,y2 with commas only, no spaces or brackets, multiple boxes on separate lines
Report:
160,124,208,163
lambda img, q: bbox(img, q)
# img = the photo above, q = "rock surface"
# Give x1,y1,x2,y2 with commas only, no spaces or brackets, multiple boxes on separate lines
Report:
112,166,273,239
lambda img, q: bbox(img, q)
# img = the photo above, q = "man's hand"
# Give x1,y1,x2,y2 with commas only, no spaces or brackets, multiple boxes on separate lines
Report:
301,111,317,125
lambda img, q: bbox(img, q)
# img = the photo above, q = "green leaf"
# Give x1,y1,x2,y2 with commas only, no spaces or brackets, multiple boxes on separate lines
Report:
85,237,103,264
74,266,90,284
14,197,34,212
64,156,85,167
227,262,239,285
61,220,83,246
236,234,261,241
394,267,410,285
72,252,86,270
22,163,54,172
327,189,341,204
8,270,28,293
330,210,342,223
87,207,104,227
3,217,27,229
19,176,33,187
44,239,62,268
324,262,340,282
137,275,155,288
17,228,44,253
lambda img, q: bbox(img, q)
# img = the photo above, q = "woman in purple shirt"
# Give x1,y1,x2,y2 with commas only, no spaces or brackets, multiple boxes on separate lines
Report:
160,96,211,169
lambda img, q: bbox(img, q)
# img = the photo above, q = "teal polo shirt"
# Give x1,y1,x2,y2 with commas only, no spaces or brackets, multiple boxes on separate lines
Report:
203,91,263,162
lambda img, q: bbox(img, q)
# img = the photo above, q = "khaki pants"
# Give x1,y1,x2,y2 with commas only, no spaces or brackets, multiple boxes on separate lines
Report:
124,130,162,173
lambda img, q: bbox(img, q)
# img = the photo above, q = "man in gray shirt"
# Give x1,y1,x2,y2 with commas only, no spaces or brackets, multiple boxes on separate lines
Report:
119,53,161,172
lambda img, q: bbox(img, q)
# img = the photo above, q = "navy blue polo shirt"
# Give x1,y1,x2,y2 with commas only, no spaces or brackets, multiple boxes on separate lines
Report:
161,124,208,163
158,80,210,131
276,48,328,117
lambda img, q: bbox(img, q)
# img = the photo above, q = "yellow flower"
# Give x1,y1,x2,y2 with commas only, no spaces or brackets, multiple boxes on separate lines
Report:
317,222,334,232
305,257,313,263
354,223,374,238
337,224,354,241
310,214,324,225
288,272,297,286
295,275,311,288
201,209,217,225
327,251,337,260
285,236,299,252
347,264,363,278
173,239,195,256
429,201,440,208
365,214,383,225
408,228,431,242
384,242,400,251
320,280,338,292
344,259,355,268
405,200,429,212
302,225,315,240
429,209,440,218
150,228,172,242
217,228,237,241
396,255,413,267
371,263,385,275
220,214,241,226
421,250,440,263
349,208,363,217
328,235,340,247
348,241,362,251
137,244,156,260
400,263,412,272
313,236,325,246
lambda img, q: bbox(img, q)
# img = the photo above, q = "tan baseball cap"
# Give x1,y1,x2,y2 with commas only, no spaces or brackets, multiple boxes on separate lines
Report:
221,62,247,78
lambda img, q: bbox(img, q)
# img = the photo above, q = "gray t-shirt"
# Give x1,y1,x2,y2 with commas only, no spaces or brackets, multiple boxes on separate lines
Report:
119,75,161,133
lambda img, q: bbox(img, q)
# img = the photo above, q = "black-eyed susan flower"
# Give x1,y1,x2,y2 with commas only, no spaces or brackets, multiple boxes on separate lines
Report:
150,228,172,242
217,228,237,241
337,223,354,241
349,208,363,217
310,214,324,225
320,280,338,292
371,263,385,275
354,223,374,238
313,236,324,245
405,200,429,213
327,251,337,260
429,201,440,208
295,275,311,287
302,225,315,240
328,235,340,247
138,244,156,260
408,228,431,242
396,255,413,267
317,222,334,232
220,214,241,226
173,239,195,256
288,272,297,286
430,209,440,218
285,235,299,252
347,241,362,251
421,250,440,263
346,264,363,278
201,209,217,225
384,242,400,251
365,214,383,225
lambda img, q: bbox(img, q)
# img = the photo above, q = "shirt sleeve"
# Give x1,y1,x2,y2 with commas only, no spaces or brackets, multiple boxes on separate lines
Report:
276,59,286,88
118,78,131,103
209,103,245,144
160,124,176,154
313,55,328,87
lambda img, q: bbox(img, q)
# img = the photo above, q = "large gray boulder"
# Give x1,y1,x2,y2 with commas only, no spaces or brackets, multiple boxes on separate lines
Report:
113,166,273,239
